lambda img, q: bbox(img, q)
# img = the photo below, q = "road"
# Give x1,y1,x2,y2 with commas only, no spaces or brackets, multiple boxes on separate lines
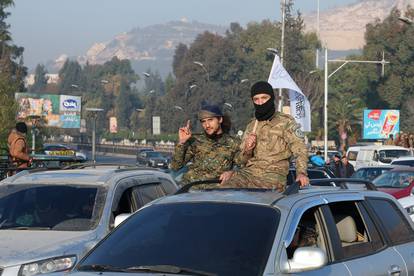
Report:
85,151,137,165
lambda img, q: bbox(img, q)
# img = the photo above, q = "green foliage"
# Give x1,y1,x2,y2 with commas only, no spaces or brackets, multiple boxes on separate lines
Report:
30,64,48,92
0,0,27,147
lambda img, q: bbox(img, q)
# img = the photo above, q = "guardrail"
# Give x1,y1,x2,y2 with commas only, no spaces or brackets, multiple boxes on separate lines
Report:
75,143,175,156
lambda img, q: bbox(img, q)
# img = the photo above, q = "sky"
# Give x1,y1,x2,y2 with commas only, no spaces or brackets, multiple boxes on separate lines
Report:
7,0,357,70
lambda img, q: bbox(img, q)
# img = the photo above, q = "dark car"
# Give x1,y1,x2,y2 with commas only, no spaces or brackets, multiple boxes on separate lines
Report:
288,167,336,186
372,167,414,199
136,151,169,169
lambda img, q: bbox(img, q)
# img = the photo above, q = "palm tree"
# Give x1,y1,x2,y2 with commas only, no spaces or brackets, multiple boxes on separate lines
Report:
328,92,365,153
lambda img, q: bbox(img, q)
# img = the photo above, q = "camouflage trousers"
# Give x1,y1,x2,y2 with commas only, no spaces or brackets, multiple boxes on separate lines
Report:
222,169,287,192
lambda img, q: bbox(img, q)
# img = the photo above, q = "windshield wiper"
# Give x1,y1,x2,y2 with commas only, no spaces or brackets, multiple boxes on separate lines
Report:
77,264,128,272
6,226,51,230
126,265,216,276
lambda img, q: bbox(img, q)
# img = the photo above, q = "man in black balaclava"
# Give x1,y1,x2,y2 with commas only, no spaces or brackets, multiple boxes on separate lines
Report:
220,81,309,191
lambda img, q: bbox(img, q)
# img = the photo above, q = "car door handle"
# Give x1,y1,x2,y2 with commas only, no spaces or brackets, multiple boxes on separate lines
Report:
388,264,401,276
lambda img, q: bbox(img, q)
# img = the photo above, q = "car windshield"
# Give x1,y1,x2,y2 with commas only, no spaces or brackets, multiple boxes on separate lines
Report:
392,160,414,167
147,152,163,158
378,150,409,163
0,184,106,231
373,171,414,188
78,202,280,276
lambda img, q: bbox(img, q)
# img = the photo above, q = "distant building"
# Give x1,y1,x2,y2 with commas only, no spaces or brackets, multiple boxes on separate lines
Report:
25,73,60,86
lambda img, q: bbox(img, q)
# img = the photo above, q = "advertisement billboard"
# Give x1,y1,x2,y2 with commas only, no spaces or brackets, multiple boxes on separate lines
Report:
15,93,81,128
152,116,161,135
109,117,118,133
363,109,400,139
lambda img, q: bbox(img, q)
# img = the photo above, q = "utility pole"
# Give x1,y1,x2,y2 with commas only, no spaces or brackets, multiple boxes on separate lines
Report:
278,0,287,112
323,49,389,161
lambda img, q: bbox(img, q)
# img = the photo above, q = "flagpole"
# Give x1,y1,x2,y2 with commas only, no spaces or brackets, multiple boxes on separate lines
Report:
278,0,287,112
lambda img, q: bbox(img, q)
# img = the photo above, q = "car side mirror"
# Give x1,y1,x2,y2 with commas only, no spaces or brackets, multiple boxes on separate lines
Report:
114,213,131,228
286,247,327,273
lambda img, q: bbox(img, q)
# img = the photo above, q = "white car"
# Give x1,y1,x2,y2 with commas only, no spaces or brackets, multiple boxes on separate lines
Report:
0,165,178,276
399,196,414,221
391,156,414,167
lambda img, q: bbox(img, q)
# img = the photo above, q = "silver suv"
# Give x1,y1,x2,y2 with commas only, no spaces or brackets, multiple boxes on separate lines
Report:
67,179,414,276
0,165,178,276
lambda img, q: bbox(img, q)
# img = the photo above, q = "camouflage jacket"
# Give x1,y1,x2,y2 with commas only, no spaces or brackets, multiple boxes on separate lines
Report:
171,133,241,183
239,112,308,179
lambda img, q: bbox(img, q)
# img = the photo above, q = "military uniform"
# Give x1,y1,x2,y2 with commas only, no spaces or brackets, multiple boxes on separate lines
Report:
171,133,240,187
223,112,308,191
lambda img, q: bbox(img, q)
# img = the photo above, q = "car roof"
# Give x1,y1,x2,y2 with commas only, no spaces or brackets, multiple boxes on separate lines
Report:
359,145,409,150
356,165,401,170
1,166,171,186
389,166,414,173
150,186,388,208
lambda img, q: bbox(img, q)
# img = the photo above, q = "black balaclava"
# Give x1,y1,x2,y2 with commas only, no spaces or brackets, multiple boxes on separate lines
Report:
250,81,275,121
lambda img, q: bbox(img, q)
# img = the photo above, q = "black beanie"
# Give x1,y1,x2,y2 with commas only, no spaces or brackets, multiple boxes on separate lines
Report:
16,122,27,134
250,81,274,98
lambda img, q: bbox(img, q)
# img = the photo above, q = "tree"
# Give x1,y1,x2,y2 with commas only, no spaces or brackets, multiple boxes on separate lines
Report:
30,64,48,92
0,0,27,147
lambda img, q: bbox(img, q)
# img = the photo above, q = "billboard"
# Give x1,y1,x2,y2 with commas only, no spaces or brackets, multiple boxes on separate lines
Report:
109,117,118,133
15,93,81,128
152,116,160,135
363,109,400,139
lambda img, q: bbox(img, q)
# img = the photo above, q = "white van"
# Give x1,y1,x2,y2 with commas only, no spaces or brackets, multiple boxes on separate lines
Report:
346,146,361,167
355,145,411,169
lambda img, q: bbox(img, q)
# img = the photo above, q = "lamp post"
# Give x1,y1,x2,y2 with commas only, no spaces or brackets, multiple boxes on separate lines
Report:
316,0,320,68
323,48,389,161
27,115,41,154
193,61,209,82
85,107,104,163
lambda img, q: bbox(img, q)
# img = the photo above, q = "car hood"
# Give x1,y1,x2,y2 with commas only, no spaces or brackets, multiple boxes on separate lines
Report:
377,187,410,199
149,157,167,163
69,271,192,276
0,230,96,267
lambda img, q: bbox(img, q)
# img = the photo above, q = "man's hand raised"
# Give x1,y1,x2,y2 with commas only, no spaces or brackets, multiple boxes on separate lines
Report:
178,120,192,145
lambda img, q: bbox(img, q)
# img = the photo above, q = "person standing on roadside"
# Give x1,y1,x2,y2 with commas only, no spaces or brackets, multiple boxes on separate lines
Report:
7,122,32,175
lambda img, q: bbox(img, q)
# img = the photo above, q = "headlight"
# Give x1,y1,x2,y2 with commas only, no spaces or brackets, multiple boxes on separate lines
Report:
406,206,414,215
19,256,77,276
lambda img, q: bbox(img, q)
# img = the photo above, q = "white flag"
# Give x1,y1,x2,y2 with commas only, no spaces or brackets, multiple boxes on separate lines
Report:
268,55,311,132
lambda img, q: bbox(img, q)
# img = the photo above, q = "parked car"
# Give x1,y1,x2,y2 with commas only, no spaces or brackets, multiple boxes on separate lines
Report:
391,156,414,167
399,196,414,221
42,144,87,161
287,167,336,186
136,151,169,169
351,165,399,181
0,164,178,276
372,167,414,199
68,179,414,276
355,145,411,169
135,148,154,163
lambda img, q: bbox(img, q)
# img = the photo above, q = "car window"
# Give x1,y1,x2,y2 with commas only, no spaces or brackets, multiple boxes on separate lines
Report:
308,170,327,179
78,203,280,276
327,201,384,260
159,178,177,194
347,151,358,161
132,183,165,208
351,169,365,179
392,160,414,167
286,207,327,260
0,185,102,231
368,198,414,244
373,171,414,188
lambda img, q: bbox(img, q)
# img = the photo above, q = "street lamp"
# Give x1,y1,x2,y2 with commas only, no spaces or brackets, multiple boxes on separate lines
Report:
240,79,249,84
142,72,151,78
85,107,104,163
193,61,210,82
224,102,233,110
323,48,389,161
174,105,184,111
